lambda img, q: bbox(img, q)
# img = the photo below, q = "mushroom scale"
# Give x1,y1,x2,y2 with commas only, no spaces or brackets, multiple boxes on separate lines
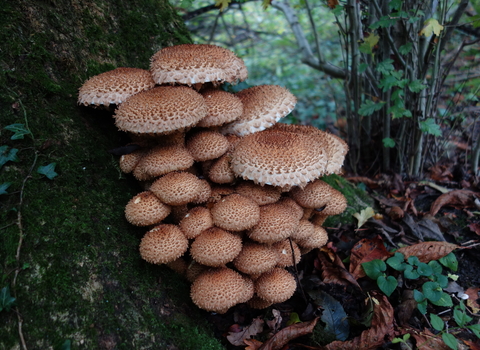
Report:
125,191,171,227
150,171,203,206
254,268,297,304
190,227,243,267
139,224,189,265
211,193,261,231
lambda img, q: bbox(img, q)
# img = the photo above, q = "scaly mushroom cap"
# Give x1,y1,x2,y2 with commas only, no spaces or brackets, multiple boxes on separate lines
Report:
186,261,209,283
230,128,328,188
211,194,261,231
191,267,252,313
208,185,235,203
277,197,305,221
290,219,315,241
125,191,171,226
248,203,300,244
208,154,236,184
179,206,213,239
78,67,155,106
247,295,274,309
221,85,297,136
295,225,329,250
191,179,212,204
311,213,329,226
166,257,188,275
233,242,279,275
235,181,282,206
136,144,195,178
119,148,147,174
150,44,248,86
150,171,203,205
254,268,296,304
290,179,336,209
197,89,244,127
114,86,208,135
272,239,301,268
321,189,348,216
190,227,243,267
139,224,188,264
186,130,230,162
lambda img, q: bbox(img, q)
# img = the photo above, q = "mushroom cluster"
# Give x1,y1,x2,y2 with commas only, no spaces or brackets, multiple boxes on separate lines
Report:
78,43,349,314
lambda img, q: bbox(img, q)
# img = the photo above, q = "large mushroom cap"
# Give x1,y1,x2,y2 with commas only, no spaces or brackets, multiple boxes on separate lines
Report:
211,193,261,231
190,227,243,267
139,224,188,264
125,191,171,226
221,85,297,136
114,86,208,135
78,67,155,106
230,127,328,188
150,44,248,86
190,267,253,313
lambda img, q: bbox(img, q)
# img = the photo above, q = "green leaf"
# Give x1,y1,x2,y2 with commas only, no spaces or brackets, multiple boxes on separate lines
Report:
420,18,444,37
404,264,420,279
416,262,433,277
362,259,387,280
0,146,20,169
428,260,443,276
308,290,349,341
408,80,426,93
413,290,427,314
0,182,11,195
433,274,449,288
37,163,58,180
422,281,442,302
419,118,442,136
382,137,395,148
359,33,380,55
399,42,412,55
439,252,458,272
453,303,472,327
407,256,420,266
370,15,397,29
386,252,406,271
377,275,397,297
429,292,453,307
358,100,385,116
376,59,395,75
56,339,71,350
430,313,444,331
4,123,31,140
332,4,344,17
442,333,458,350
359,63,369,73
215,0,231,11
466,324,480,338
0,286,16,312
379,75,400,91
389,0,402,11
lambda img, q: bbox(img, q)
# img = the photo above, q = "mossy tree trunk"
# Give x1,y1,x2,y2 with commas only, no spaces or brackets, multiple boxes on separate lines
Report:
0,1,224,349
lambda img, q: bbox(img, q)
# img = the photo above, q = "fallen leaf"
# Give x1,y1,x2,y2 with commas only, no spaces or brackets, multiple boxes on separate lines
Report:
309,290,349,341
429,190,480,216
259,318,319,350
409,328,450,350
396,241,460,263
316,248,362,289
353,207,375,229
349,237,392,279
326,0,339,9
469,223,480,235
227,317,264,347
266,309,282,333
462,339,480,350
325,292,394,350
427,165,453,183
388,206,404,220
245,338,264,350
419,18,444,37
465,287,480,313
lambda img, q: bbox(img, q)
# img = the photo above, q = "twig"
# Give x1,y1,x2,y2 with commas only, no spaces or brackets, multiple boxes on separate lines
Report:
288,238,308,304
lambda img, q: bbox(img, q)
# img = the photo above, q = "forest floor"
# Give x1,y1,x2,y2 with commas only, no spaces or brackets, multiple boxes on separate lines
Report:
203,159,480,350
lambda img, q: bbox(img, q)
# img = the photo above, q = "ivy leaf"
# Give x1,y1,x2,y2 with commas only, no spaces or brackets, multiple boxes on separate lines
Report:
430,313,444,331
37,163,58,180
358,100,385,116
382,137,395,148
215,0,231,11
442,333,458,350
419,118,442,136
0,286,16,312
377,275,397,297
419,18,444,37
0,182,11,195
353,207,375,228
361,259,386,280
4,123,31,140
439,252,458,272
0,146,20,169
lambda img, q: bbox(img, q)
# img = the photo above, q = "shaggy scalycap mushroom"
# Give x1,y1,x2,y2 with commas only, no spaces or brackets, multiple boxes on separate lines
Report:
114,86,208,135
186,130,230,162
295,225,329,251
125,191,171,226
197,89,244,127
290,179,336,209
211,194,261,231
150,44,248,86
233,242,279,275
235,181,282,206
254,268,296,304
208,154,236,184
190,227,243,267
179,206,213,239
139,224,188,264
136,144,195,178
272,239,301,268
150,171,203,206
78,67,155,106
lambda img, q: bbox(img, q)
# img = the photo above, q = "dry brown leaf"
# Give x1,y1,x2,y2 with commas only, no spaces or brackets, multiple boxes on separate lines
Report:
469,223,480,235
428,164,453,182
429,190,480,216
245,339,264,350
349,237,393,279
324,292,394,350
346,176,378,188
462,339,480,350
227,317,264,346
409,328,451,350
466,287,480,313
326,0,339,9
316,248,362,289
396,241,460,263
258,318,319,350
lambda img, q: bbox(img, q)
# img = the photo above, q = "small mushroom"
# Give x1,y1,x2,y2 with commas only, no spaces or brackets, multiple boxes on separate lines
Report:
211,194,261,231
139,224,188,264
190,227,243,267
186,130,230,162
254,268,296,304
150,171,203,206
179,206,213,239
125,191,171,226
233,242,278,275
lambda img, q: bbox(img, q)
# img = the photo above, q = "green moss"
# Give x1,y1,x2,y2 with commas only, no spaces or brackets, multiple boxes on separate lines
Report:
0,1,224,349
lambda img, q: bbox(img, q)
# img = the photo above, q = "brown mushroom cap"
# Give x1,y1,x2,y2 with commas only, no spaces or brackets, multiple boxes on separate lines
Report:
197,89,244,127
114,86,208,135
310,213,329,226
230,127,328,188
254,268,296,304
191,179,212,204
321,189,348,216
78,67,155,106
139,224,188,264
272,239,301,267
277,197,305,221
208,154,236,184
185,261,209,283
295,225,329,250
290,179,335,209
221,85,297,136
290,219,315,241
119,146,147,174
235,181,282,206
166,257,188,275
233,242,279,275
248,203,300,244
150,171,203,205
150,44,248,86
186,130,230,162
190,227,243,267
247,295,274,309
136,144,195,178
190,267,252,313
211,194,261,231
208,185,235,203
125,191,171,226
179,206,213,239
